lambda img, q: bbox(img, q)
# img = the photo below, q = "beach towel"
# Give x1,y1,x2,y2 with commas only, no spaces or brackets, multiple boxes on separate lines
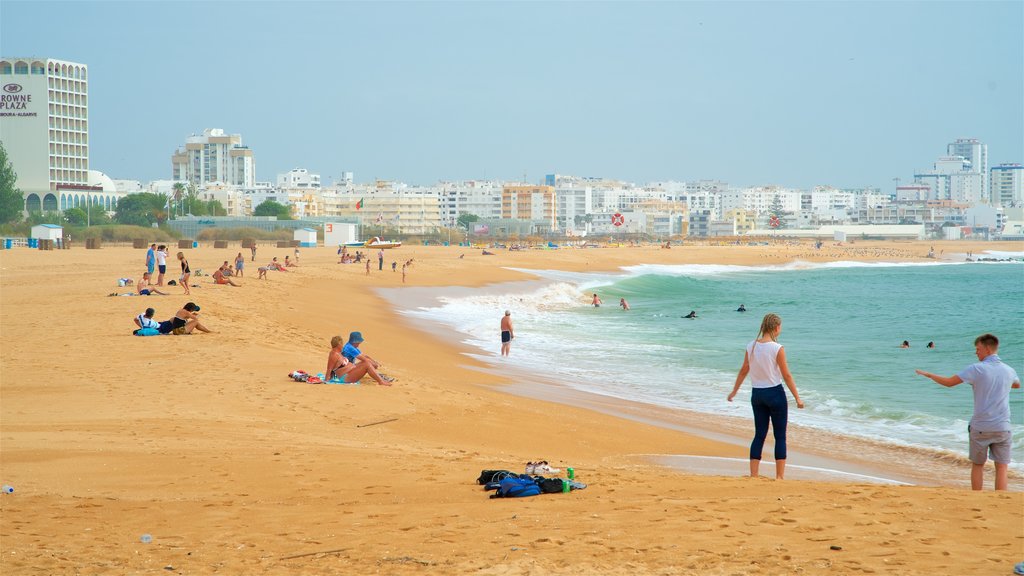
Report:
133,327,161,336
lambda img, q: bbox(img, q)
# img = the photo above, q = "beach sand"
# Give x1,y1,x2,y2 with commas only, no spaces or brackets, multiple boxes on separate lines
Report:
1,239,1022,575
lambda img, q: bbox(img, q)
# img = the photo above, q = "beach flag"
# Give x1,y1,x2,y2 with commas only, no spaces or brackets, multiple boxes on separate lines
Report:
393,213,401,222
356,198,364,210
375,212,384,224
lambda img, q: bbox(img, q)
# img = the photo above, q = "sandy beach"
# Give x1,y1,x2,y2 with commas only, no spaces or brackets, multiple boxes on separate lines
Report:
1,239,1022,575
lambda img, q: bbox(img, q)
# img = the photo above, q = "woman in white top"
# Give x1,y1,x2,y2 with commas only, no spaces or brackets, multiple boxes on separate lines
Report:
728,313,804,479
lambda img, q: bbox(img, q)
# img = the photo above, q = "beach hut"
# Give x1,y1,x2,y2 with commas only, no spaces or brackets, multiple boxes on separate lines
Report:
293,227,318,248
31,224,63,241
324,222,357,247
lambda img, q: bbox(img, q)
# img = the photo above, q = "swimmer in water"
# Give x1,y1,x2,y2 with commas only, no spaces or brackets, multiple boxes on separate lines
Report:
683,310,697,319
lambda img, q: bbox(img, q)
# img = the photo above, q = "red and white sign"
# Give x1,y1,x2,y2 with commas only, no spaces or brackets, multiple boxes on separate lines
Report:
769,215,780,228
611,213,624,227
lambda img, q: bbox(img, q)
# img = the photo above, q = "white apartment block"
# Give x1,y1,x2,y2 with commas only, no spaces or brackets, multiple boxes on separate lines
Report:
171,128,256,188
319,187,442,234
0,57,107,213
277,168,320,189
947,138,987,193
990,163,1023,207
720,187,802,216
439,181,503,225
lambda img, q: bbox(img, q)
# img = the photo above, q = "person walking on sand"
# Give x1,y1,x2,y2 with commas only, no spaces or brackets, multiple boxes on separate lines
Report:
250,242,257,262
728,313,804,480
402,263,407,284
176,252,191,296
365,258,371,276
915,334,1020,490
234,252,245,278
592,293,602,307
500,310,514,356
378,248,385,271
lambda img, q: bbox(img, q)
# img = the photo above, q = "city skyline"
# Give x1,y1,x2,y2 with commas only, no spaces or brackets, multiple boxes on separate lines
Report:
2,1,1022,189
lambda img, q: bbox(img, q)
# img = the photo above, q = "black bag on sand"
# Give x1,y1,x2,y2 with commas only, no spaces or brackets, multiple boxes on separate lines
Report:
477,470,513,485
537,477,565,494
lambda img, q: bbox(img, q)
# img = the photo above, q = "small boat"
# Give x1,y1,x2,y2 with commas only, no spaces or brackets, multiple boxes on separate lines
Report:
360,236,402,249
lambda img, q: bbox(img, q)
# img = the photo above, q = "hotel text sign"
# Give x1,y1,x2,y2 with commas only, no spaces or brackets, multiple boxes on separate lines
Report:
0,84,38,117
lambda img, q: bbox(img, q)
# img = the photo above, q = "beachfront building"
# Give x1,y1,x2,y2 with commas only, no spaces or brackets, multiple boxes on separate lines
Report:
319,185,442,234
171,128,256,188
914,155,986,204
990,163,1023,207
439,180,503,227
719,186,802,218
502,184,556,233
896,183,932,202
947,138,988,194
277,168,320,189
0,57,104,214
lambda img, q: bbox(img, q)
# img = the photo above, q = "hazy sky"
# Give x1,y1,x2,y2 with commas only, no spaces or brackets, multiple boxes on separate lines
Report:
2,1,1021,189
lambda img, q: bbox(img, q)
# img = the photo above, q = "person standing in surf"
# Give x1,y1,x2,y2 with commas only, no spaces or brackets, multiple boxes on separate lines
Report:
728,313,805,479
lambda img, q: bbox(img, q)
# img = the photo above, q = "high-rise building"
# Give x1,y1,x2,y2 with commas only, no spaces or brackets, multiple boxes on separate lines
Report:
990,163,1023,207
0,57,99,212
171,128,255,188
947,138,988,192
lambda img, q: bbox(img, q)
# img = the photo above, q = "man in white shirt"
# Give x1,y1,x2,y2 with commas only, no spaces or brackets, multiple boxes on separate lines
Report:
916,333,1020,490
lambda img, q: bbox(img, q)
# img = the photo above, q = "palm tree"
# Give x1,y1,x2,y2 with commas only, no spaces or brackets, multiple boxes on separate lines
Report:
171,182,185,218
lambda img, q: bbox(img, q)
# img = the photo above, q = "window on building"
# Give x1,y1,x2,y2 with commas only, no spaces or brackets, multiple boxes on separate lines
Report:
0,62,11,74
14,61,28,74
31,61,45,74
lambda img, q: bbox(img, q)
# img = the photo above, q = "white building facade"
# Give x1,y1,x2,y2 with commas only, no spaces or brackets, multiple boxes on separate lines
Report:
0,57,104,213
171,128,255,188
990,163,1023,207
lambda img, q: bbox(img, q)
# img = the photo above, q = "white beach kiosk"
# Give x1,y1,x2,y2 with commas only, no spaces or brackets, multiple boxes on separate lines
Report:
324,223,358,247
31,224,63,247
293,227,318,248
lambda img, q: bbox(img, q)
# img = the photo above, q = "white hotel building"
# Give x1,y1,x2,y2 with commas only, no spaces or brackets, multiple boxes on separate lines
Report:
171,128,256,188
0,57,122,212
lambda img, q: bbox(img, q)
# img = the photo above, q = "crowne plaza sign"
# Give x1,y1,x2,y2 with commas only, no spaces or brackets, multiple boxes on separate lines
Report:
0,84,37,116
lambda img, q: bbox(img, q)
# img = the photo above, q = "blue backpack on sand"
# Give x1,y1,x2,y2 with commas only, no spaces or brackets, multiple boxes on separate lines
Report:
490,475,541,498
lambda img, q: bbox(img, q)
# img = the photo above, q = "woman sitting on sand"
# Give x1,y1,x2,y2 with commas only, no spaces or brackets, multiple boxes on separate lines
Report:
326,335,391,386
727,313,804,479
157,302,211,335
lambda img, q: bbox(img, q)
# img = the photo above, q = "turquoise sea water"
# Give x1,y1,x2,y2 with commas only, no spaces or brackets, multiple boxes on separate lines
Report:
405,258,1024,470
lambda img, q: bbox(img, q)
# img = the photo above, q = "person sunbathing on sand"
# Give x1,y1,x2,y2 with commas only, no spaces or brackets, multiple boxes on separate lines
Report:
269,257,288,272
137,272,168,295
285,255,297,267
326,335,391,386
213,265,241,287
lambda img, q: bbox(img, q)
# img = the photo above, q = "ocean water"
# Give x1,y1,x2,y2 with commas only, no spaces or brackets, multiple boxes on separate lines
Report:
402,256,1024,470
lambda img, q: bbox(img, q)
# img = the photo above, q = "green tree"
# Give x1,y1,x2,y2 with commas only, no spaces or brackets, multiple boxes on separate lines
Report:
0,140,24,224
115,193,169,226
26,211,64,225
253,200,292,219
171,182,186,218
457,213,480,229
768,194,787,229
206,199,227,216
64,207,88,226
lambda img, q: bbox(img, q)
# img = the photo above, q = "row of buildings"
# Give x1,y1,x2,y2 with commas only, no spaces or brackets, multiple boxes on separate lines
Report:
2,56,1023,239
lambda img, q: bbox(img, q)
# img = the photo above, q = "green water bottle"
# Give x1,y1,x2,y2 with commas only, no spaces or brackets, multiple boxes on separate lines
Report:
567,467,575,480
562,478,570,493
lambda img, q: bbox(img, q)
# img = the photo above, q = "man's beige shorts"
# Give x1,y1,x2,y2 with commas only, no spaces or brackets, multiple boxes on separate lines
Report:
969,429,1012,465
